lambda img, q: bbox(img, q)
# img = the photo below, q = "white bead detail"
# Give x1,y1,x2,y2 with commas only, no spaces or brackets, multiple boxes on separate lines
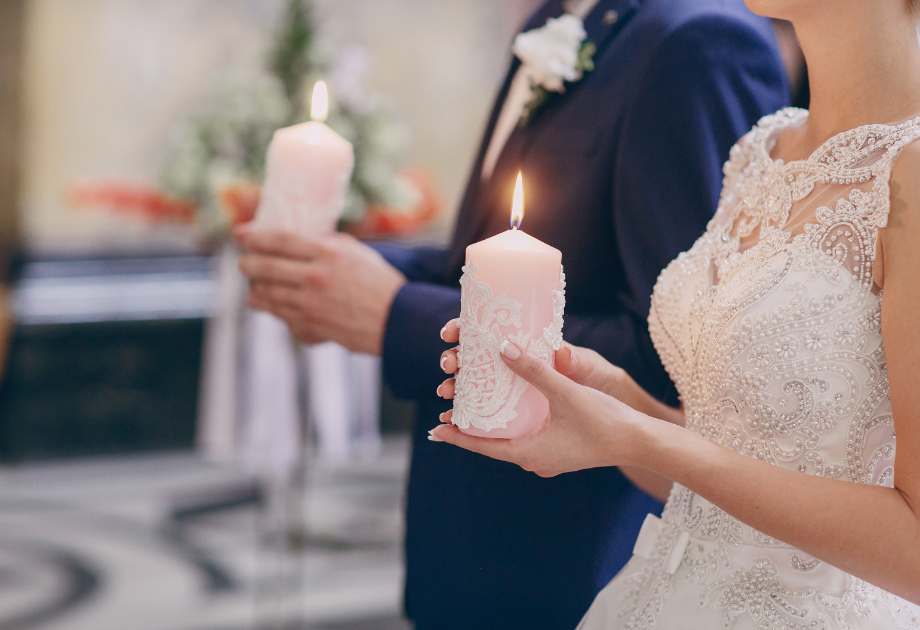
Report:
609,108,920,630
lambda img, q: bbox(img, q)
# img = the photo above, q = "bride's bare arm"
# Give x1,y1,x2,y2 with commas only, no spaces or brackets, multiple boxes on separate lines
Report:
431,154,920,604
610,149,920,599
544,341,685,501
552,343,685,427
436,347,920,605
552,343,683,502
436,320,682,501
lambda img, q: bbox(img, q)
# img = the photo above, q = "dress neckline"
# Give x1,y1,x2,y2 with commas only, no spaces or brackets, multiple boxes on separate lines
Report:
708,108,920,292
758,107,920,172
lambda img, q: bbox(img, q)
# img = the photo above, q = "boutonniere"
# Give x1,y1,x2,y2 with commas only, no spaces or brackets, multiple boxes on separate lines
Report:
513,14,597,127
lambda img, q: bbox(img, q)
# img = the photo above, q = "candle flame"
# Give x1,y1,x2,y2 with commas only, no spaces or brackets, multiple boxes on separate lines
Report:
510,171,525,230
311,80,329,123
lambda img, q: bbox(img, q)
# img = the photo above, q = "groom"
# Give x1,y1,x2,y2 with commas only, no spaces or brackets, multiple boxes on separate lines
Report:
238,0,788,627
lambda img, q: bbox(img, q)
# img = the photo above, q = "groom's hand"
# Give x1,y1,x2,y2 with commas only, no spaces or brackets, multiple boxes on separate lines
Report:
236,227,406,355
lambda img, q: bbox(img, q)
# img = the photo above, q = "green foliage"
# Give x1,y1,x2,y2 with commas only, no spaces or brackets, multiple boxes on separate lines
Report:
269,0,316,120
519,84,549,128
577,41,596,74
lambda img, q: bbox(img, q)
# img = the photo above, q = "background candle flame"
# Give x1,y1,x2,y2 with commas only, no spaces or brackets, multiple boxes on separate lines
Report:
311,80,329,123
510,171,525,230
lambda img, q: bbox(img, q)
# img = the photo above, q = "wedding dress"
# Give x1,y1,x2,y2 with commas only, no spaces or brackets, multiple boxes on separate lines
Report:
579,108,920,630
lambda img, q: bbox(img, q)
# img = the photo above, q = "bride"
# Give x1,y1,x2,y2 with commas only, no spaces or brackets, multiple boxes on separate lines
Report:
430,0,920,627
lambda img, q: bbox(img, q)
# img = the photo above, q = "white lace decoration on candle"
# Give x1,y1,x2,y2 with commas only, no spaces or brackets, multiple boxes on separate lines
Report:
453,265,566,432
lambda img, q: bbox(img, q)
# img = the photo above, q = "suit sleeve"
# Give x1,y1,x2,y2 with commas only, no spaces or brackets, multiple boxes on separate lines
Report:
370,242,460,399
372,242,447,284
566,15,788,403
382,281,460,399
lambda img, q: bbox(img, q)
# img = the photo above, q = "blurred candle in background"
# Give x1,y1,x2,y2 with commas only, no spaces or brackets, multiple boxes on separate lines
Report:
255,80,354,233
453,172,565,439
244,80,356,477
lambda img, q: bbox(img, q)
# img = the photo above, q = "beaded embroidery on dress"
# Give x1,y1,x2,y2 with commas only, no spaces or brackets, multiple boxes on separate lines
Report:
578,108,920,629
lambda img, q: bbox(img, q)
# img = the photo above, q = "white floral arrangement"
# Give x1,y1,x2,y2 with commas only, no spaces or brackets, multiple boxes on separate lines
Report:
512,14,596,126
159,0,422,240
160,73,291,236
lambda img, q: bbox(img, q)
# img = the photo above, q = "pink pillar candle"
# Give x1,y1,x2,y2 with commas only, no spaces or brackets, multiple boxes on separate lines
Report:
452,175,565,439
255,81,354,236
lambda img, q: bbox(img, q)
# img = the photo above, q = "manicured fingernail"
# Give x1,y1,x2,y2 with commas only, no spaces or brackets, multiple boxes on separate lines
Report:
428,429,443,442
439,325,449,341
436,383,445,398
438,411,449,422
500,339,521,360
440,354,449,372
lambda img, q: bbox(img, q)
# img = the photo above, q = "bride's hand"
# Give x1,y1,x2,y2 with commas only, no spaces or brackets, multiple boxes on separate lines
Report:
431,326,647,477
436,319,673,423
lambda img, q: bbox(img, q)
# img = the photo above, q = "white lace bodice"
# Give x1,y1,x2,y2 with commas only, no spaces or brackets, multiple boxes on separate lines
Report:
594,109,920,629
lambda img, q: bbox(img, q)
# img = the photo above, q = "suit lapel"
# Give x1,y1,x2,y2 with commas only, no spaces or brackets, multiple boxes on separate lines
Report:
447,0,641,273
582,0,641,61
462,0,566,181
447,1,564,261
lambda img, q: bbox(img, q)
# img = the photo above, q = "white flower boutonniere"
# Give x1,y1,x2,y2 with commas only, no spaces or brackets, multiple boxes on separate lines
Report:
513,14,597,126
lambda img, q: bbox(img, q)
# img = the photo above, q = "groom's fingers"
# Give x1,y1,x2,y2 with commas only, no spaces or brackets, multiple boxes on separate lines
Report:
238,229,328,261
250,282,303,311
429,425,515,462
500,341,572,399
239,253,306,286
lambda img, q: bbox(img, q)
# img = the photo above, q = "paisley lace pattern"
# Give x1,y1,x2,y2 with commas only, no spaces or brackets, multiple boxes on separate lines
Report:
582,109,920,629
452,265,565,432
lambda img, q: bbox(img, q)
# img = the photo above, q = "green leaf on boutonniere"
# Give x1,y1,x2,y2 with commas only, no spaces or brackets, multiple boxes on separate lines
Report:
519,83,550,128
577,41,596,74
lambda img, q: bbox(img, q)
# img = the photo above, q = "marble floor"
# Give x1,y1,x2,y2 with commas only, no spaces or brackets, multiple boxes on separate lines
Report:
0,439,412,630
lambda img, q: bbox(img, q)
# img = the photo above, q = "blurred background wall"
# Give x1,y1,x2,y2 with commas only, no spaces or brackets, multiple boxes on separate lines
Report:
0,0,23,252
1,3,540,629
21,0,535,252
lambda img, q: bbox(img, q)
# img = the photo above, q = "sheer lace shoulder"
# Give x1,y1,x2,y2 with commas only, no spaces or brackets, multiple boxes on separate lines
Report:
708,107,920,291
595,108,920,630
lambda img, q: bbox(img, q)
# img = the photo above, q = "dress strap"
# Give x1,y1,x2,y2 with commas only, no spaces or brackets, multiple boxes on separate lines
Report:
864,118,920,289
883,116,920,164
873,117,920,231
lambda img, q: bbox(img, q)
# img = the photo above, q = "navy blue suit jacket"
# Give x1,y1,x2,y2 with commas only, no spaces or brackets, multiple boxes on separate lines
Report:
377,1,788,627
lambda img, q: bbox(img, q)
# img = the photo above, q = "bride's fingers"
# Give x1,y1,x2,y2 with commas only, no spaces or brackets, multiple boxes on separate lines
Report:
439,318,460,343
500,340,572,399
554,344,614,392
436,378,456,400
553,343,578,376
440,348,459,374
438,409,453,424
428,425,515,463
